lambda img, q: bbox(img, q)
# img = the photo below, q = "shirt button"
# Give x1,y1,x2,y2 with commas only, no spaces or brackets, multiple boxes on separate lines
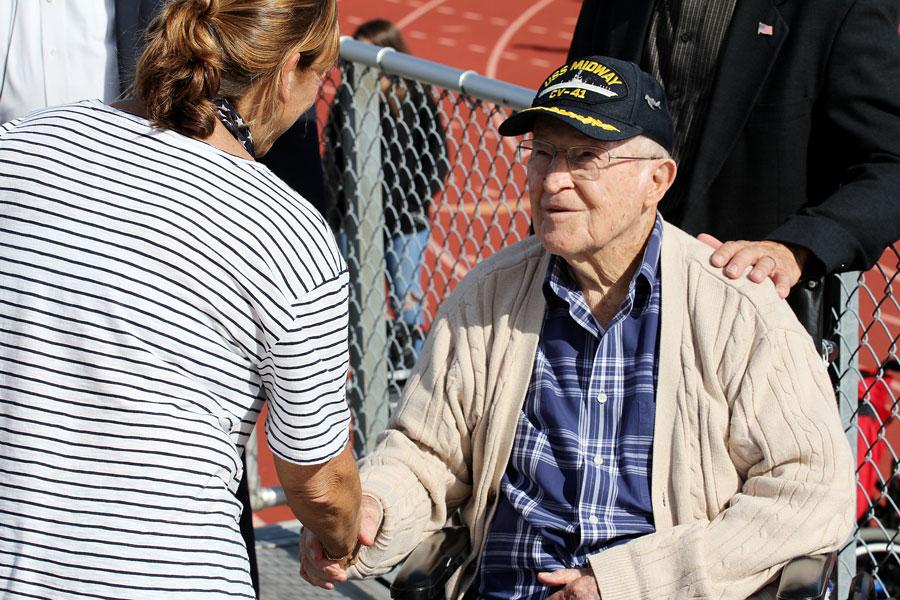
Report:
597,391,607,404
593,455,604,466
680,32,692,42
49,48,57,57
589,515,599,525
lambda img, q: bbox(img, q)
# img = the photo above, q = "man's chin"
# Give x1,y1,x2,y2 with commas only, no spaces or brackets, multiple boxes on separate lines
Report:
538,231,578,258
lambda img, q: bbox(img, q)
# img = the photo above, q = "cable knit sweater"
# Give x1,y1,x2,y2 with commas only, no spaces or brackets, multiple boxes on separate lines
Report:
350,222,854,599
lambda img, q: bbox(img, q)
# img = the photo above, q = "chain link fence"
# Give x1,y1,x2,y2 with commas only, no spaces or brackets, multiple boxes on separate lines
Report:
314,39,535,454
832,250,900,598
251,38,900,599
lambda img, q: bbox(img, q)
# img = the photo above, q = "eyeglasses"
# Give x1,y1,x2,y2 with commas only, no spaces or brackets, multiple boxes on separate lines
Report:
517,139,663,181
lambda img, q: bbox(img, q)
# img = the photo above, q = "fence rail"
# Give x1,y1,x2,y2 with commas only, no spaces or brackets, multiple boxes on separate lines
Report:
249,37,900,599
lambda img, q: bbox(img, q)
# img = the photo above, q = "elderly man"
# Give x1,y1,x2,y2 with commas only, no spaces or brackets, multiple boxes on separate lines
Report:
300,56,853,599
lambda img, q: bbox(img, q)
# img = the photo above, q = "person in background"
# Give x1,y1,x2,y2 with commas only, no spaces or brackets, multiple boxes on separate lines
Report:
567,0,900,343
300,56,852,599
325,18,449,375
857,359,900,522
0,0,163,123
0,1,360,597
261,106,330,215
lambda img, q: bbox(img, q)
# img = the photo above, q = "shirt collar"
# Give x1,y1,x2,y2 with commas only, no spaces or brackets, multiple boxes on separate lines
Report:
543,214,664,320
633,213,663,314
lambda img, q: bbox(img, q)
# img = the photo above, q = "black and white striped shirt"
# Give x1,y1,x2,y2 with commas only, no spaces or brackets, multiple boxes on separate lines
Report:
0,100,351,598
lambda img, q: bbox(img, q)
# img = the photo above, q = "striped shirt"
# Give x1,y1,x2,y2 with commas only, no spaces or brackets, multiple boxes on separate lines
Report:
643,0,737,208
478,217,662,599
0,100,351,599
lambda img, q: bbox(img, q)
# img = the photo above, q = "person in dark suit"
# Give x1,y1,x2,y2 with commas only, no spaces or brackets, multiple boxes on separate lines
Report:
567,0,900,339
260,107,329,215
115,0,167,95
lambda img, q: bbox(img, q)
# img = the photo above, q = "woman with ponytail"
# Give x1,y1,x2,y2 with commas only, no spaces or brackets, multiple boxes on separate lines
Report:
0,1,362,597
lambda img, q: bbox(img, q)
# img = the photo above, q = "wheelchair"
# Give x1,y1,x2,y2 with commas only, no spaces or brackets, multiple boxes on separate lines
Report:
382,365,899,600
387,527,877,600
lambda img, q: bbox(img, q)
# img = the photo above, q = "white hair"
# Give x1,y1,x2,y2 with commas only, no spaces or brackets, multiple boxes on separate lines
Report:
627,135,672,161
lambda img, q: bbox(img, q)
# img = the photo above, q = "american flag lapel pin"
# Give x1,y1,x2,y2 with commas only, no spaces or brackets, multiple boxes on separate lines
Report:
757,21,774,36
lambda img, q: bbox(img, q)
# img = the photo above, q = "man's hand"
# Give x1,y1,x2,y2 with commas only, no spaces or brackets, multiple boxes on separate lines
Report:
538,567,600,600
698,234,810,299
299,494,382,589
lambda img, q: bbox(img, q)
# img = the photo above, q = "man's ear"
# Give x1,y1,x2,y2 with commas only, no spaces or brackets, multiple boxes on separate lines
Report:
646,158,677,207
278,52,303,102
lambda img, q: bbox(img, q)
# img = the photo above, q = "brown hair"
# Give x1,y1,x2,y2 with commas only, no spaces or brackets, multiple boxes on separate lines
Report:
353,18,409,54
134,0,339,150
353,19,412,113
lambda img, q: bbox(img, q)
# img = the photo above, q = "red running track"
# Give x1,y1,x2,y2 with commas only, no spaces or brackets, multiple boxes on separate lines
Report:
337,0,582,89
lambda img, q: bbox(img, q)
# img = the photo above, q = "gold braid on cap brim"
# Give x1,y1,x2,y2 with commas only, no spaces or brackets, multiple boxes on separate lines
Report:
522,106,621,131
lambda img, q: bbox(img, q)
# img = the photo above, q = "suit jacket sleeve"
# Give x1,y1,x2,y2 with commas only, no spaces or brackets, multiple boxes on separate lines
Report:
766,0,900,273
587,326,854,599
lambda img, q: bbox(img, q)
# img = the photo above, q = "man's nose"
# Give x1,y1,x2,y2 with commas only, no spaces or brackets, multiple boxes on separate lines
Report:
542,157,573,191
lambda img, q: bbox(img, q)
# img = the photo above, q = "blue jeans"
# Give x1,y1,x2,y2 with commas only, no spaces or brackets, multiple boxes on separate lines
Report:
385,228,429,356
337,228,430,357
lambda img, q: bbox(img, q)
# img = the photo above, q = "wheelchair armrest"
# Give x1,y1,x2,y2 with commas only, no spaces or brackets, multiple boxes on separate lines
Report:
775,552,837,600
390,534,839,600
389,527,470,600
848,572,876,600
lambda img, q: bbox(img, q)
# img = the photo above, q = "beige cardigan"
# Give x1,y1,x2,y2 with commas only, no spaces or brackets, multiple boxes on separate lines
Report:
351,222,854,599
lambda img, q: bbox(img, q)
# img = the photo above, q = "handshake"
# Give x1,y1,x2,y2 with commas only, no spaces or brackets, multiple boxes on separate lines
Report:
296,493,600,599
299,495,382,589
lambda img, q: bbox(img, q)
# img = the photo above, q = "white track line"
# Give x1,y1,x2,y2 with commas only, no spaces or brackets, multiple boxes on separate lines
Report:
881,313,900,327
396,0,449,30
485,0,555,79
485,0,554,155
874,260,897,280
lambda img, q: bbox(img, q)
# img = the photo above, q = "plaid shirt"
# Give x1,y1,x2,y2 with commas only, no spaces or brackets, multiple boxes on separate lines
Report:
477,217,663,599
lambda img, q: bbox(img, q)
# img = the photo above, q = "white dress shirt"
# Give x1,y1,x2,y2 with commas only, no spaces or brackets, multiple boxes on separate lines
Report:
0,0,117,123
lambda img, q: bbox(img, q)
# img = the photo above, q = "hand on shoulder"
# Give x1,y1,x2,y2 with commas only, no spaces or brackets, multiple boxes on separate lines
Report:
698,234,810,299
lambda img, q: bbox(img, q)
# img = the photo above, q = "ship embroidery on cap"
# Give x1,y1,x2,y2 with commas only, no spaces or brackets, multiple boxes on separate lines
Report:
539,71,619,99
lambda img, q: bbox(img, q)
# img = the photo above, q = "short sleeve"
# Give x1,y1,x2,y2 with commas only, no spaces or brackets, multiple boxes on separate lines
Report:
264,269,351,465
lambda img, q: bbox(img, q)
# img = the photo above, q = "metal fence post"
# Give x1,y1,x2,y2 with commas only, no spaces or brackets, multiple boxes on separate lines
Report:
343,63,390,455
832,271,861,599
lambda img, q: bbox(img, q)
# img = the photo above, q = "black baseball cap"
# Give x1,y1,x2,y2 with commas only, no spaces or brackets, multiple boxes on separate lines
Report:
499,55,674,152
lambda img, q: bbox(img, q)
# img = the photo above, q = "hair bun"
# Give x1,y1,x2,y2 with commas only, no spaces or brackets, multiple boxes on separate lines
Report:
178,0,217,19
134,0,340,153
133,0,224,138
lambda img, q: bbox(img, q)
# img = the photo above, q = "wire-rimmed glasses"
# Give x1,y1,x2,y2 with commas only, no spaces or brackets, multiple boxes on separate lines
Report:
516,139,663,181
